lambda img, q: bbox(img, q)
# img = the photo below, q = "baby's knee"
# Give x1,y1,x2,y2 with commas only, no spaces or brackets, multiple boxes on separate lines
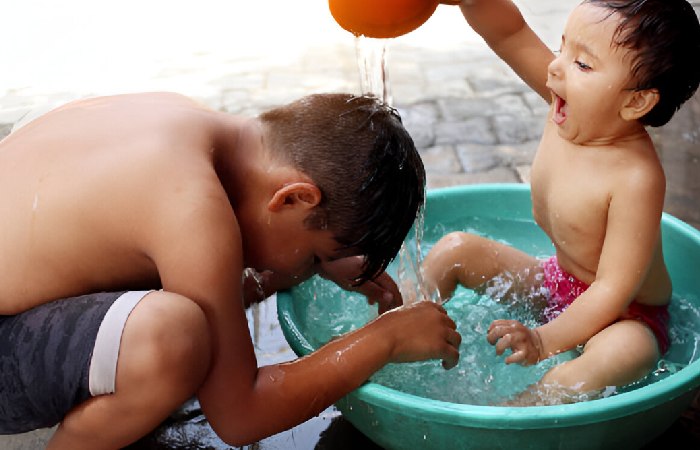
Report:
425,232,484,275
432,232,488,257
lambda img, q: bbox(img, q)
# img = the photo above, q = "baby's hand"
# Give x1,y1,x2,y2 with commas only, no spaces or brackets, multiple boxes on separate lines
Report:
487,319,543,365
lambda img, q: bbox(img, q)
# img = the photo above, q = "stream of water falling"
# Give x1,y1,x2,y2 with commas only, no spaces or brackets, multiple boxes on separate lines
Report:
354,35,438,304
355,36,392,105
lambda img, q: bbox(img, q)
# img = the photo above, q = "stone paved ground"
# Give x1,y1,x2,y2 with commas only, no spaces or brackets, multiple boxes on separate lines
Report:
1,0,699,448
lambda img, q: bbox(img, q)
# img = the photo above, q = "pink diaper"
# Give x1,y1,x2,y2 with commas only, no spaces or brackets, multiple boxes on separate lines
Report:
541,256,670,354
541,256,589,322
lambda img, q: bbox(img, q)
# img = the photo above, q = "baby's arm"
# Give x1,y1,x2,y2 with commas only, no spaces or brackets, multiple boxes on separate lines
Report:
537,170,666,358
491,162,667,363
456,0,554,101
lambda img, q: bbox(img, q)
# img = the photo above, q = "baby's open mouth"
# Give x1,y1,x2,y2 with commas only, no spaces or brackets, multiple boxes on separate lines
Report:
553,94,568,125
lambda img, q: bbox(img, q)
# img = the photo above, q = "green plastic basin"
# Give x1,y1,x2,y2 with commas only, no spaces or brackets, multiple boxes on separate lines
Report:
277,183,700,449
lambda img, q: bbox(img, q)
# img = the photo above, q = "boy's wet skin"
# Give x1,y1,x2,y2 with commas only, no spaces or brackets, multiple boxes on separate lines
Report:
1,0,699,447
0,92,461,448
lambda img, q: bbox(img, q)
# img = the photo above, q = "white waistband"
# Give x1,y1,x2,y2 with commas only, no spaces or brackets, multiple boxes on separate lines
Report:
88,290,152,396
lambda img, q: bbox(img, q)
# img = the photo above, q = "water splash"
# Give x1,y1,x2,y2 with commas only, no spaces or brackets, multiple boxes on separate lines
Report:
295,214,700,406
354,32,436,307
243,268,265,347
397,205,442,304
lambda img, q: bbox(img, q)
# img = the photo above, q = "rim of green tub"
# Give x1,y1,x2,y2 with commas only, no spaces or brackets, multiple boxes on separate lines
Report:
277,183,700,430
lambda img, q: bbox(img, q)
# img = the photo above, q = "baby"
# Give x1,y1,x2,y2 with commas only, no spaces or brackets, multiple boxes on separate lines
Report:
422,0,700,404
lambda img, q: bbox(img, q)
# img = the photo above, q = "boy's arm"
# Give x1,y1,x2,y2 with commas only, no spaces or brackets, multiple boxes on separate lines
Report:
246,257,403,313
457,0,554,101
317,256,403,313
149,188,460,446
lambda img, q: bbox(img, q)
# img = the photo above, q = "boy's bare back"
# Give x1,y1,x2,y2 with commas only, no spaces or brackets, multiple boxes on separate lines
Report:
0,92,240,314
0,91,461,446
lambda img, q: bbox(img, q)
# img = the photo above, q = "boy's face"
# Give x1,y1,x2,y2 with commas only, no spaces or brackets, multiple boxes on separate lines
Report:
245,210,344,285
545,3,641,144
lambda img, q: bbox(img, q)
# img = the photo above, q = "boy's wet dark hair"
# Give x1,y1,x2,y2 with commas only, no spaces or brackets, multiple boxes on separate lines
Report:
585,0,700,127
259,93,425,284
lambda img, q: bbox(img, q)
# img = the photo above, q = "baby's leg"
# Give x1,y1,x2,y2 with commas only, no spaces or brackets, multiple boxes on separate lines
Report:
422,232,541,301
47,291,211,450
514,319,659,405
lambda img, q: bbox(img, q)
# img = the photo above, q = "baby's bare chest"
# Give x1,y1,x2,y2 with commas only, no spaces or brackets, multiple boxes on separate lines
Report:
531,148,612,258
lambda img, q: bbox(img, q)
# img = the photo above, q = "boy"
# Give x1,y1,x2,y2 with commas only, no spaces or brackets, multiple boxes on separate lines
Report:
422,0,700,404
0,92,461,447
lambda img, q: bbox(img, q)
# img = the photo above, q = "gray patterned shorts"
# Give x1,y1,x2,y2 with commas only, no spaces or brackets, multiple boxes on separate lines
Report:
0,291,150,434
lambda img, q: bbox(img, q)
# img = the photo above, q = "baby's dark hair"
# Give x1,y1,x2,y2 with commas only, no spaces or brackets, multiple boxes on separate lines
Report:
259,93,425,284
584,0,700,126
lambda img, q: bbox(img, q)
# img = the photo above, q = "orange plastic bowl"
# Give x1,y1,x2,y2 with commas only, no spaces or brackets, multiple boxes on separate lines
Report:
329,0,440,38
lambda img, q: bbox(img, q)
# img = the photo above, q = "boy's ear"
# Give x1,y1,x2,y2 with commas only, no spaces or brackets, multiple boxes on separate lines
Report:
268,182,322,212
621,88,659,121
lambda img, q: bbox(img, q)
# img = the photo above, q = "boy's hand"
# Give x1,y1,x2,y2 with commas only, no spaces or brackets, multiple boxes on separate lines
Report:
379,301,461,369
487,319,543,365
319,256,403,314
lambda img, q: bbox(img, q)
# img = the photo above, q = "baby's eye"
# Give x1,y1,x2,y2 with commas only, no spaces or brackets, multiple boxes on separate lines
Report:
575,60,592,71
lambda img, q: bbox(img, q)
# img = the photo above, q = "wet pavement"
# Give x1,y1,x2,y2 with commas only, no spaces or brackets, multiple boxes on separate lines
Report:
1,0,699,448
